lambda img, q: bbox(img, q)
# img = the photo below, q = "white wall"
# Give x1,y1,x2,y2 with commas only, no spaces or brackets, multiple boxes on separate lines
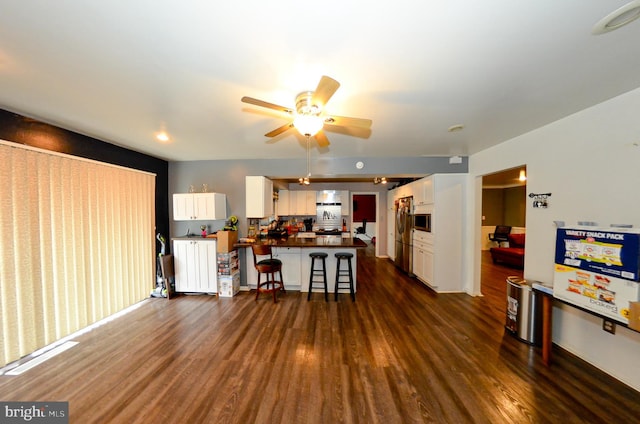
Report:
468,87,640,390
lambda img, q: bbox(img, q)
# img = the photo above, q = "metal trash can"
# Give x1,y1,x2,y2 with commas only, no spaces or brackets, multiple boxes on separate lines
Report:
505,276,542,345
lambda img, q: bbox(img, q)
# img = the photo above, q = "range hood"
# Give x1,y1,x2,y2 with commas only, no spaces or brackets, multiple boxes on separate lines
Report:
317,190,341,205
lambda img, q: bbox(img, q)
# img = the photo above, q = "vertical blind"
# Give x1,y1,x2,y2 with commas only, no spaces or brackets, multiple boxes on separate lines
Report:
0,141,156,368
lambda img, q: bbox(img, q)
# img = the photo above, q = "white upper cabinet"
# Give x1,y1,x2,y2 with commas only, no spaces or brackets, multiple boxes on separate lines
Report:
173,192,227,221
413,176,434,210
277,190,316,216
294,191,316,215
340,190,349,216
246,176,274,218
277,190,291,216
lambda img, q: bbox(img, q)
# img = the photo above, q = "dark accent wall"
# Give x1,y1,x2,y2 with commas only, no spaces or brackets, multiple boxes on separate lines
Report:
0,109,169,251
482,186,526,227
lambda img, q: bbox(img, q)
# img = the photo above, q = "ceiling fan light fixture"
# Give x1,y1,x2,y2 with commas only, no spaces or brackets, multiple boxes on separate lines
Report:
293,114,324,137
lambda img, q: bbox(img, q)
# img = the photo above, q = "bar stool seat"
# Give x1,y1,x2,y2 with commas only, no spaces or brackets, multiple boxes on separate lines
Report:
334,252,355,301
252,244,285,303
308,252,329,301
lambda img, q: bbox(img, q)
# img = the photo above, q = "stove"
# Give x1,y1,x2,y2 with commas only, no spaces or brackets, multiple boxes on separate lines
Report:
315,229,342,236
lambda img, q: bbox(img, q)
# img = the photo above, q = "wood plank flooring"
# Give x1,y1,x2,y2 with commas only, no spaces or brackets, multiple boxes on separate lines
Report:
1,246,639,423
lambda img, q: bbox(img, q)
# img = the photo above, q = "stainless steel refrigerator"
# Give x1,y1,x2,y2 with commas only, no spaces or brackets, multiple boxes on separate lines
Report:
394,196,413,273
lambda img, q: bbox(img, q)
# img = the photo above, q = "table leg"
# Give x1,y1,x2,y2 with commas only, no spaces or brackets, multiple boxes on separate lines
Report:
541,295,553,366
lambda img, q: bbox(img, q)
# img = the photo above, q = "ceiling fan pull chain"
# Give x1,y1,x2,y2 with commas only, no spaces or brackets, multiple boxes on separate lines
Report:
306,135,311,177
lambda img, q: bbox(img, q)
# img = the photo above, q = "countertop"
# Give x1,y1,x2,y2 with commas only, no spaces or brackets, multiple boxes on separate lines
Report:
235,236,368,249
172,235,218,240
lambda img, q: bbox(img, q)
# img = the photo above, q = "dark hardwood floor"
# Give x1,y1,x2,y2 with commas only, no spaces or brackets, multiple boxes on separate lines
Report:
1,245,639,423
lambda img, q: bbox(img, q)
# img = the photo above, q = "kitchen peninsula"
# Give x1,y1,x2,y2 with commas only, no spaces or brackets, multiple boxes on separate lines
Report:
238,236,367,293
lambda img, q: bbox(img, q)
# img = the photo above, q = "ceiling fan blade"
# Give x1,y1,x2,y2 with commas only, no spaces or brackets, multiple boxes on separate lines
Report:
312,76,340,107
314,131,330,147
324,115,372,129
241,96,293,114
265,122,294,137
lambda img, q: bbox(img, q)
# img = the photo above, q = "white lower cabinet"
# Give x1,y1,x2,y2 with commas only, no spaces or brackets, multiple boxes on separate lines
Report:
245,247,302,291
173,239,218,293
273,247,302,290
412,234,434,288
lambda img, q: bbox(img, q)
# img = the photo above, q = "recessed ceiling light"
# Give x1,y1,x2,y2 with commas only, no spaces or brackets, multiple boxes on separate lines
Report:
448,124,464,132
155,131,170,142
593,0,640,35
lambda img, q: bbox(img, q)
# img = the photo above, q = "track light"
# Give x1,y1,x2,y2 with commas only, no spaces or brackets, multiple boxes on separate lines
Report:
373,177,387,185
298,176,310,185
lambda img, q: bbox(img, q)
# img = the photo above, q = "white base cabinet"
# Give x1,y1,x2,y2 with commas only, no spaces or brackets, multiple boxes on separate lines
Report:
173,239,218,293
273,247,302,289
412,230,434,288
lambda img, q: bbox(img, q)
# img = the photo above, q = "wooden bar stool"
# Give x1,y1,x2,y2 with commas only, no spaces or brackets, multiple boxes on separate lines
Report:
308,252,329,301
251,244,285,303
334,252,355,301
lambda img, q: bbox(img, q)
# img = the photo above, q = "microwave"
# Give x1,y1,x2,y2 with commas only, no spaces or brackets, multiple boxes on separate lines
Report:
414,213,431,232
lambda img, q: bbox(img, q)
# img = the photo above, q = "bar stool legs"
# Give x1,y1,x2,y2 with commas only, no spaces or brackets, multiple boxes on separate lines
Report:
255,266,284,303
308,252,329,301
335,252,355,301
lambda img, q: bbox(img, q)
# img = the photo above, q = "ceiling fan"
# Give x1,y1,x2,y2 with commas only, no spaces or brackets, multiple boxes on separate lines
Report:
241,75,372,147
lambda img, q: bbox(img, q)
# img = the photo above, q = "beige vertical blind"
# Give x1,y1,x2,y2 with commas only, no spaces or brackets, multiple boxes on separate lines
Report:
0,141,156,367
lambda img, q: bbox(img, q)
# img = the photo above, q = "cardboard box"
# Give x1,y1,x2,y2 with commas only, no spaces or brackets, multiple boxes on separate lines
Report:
217,250,238,262
218,262,239,276
553,264,640,324
216,231,238,253
218,273,240,297
555,227,640,282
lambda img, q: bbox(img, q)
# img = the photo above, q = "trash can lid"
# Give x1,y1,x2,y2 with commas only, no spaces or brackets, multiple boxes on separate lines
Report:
507,276,529,286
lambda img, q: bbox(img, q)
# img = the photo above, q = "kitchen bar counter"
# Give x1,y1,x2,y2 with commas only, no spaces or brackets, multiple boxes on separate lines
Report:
235,236,367,249
237,236,367,293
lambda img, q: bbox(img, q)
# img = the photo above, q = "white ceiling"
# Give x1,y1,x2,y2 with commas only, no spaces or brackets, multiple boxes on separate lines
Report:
1,1,640,162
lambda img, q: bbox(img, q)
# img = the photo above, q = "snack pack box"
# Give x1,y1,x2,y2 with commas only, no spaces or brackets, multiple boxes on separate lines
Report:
553,264,640,324
554,227,640,282
218,273,240,297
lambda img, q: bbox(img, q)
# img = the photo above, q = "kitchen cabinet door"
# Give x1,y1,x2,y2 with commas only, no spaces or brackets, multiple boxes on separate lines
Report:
173,193,195,221
292,191,316,215
277,190,290,216
173,239,218,293
305,191,317,215
412,244,424,281
273,247,302,290
423,248,434,286
292,191,304,215
340,190,349,215
422,176,434,205
246,176,274,218
172,193,226,221
193,193,226,220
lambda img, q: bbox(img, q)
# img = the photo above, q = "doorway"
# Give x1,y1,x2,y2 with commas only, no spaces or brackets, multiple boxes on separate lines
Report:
351,192,381,257
480,166,527,295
